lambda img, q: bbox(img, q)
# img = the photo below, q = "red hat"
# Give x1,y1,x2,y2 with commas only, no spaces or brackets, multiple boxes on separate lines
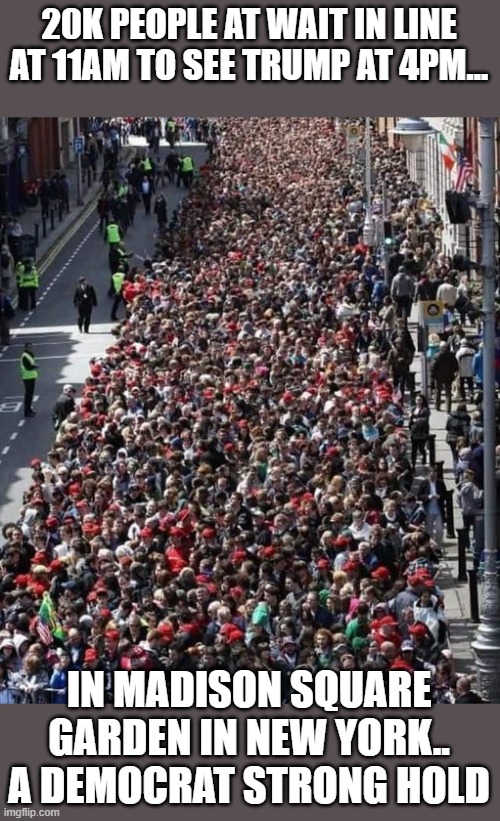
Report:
391,659,414,673
50,560,63,571
371,566,390,580
15,574,29,587
30,458,41,468
46,516,59,528
99,608,112,621
335,536,350,547
158,622,174,641
201,528,216,539
84,648,99,662
231,550,246,564
343,560,358,572
140,527,154,539
169,527,183,537
177,509,191,522
317,559,330,570
86,591,98,602
33,552,48,564
228,629,245,644
262,546,275,558
105,629,120,641
68,483,82,496
408,575,424,587
380,615,398,627
409,623,427,638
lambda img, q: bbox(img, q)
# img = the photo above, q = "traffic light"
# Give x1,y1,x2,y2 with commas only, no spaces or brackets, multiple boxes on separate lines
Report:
383,220,393,246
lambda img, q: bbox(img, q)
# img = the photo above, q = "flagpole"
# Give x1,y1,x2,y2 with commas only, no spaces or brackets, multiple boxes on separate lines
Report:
463,117,471,260
471,116,500,703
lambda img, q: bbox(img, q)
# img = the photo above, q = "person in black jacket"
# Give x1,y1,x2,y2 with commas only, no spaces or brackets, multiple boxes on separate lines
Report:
431,342,458,413
409,394,430,469
73,276,98,333
445,402,470,469
52,385,76,430
418,467,447,553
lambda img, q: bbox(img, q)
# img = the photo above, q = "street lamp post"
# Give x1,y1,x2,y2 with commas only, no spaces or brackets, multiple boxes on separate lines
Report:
363,117,374,246
471,116,500,703
76,116,83,206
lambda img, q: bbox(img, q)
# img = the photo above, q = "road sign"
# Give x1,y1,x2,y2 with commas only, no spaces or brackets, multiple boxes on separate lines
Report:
73,137,85,155
346,124,361,151
420,300,444,329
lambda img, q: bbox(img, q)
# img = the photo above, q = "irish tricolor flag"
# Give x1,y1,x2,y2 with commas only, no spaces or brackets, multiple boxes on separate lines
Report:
438,133,456,172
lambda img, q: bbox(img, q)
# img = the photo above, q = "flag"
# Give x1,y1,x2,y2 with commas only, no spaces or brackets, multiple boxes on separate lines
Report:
37,592,65,645
454,148,474,192
438,133,456,172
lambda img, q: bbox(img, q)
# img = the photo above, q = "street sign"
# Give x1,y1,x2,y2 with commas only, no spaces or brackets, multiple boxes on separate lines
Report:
73,136,85,155
420,300,444,330
346,124,361,151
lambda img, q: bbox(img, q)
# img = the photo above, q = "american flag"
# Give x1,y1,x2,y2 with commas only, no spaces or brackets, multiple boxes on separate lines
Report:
454,148,474,193
36,616,52,646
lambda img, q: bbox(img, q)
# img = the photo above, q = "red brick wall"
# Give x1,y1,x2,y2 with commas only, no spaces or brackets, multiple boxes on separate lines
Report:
28,118,60,180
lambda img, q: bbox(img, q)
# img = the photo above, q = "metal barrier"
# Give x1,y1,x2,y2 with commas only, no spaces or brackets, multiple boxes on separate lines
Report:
468,568,480,623
457,527,468,582
428,434,436,467
0,685,66,704
445,489,455,539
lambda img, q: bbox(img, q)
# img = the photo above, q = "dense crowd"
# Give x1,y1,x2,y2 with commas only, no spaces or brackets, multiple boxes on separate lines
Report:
0,118,489,705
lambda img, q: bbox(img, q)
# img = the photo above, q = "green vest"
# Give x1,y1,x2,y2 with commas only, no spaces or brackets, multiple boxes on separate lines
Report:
16,263,24,285
118,183,128,198
20,351,37,380
181,157,194,173
112,272,125,294
22,267,39,288
167,119,176,132
106,223,121,244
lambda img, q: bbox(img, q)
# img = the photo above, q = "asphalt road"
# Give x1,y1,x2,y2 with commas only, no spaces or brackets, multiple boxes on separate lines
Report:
0,139,207,526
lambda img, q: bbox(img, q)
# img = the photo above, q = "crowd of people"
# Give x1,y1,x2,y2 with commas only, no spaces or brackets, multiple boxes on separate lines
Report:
0,117,490,705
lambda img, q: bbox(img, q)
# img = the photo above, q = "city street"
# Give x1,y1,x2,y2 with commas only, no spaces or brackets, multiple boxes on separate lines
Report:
0,138,207,525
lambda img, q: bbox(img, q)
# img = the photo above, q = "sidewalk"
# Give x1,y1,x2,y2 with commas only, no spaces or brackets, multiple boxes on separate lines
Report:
409,305,476,674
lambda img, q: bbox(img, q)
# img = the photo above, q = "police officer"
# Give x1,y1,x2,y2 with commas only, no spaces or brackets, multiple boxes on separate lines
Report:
20,342,38,418
166,117,177,148
20,259,39,311
110,266,126,322
108,242,132,292
177,154,194,189
104,219,122,248
15,259,27,310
